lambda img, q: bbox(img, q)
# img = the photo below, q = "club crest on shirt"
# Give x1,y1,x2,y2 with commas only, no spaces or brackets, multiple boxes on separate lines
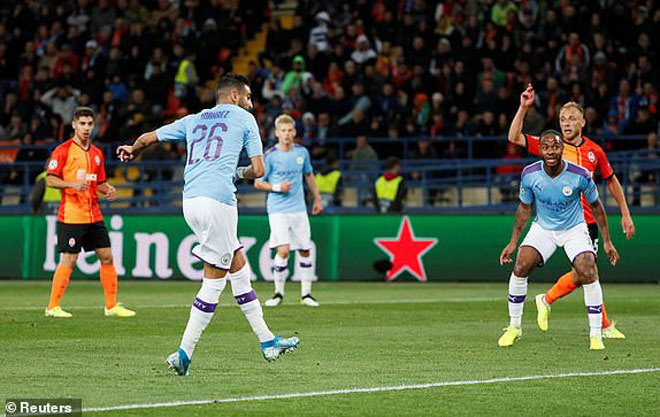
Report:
68,238,76,247
296,157,304,165
588,151,596,163
562,186,573,196
48,159,58,170
95,155,101,166
221,253,231,266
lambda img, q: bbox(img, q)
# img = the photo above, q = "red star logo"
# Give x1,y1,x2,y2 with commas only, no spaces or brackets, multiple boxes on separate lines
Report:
374,216,438,282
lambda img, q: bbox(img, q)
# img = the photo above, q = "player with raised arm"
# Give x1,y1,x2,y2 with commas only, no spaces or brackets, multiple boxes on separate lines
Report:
499,131,619,350
255,115,323,307
508,84,632,339
45,107,135,318
117,74,299,376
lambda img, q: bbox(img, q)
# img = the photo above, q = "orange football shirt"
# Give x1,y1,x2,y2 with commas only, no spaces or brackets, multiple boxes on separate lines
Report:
46,139,107,224
524,134,614,224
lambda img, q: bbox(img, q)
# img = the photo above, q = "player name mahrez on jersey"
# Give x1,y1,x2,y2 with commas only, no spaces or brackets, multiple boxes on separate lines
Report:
201,110,231,120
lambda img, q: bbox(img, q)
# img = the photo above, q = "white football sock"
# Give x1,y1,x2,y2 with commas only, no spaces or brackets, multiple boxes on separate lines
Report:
180,277,226,359
273,254,288,295
583,281,604,338
230,263,275,343
508,273,528,328
299,254,313,297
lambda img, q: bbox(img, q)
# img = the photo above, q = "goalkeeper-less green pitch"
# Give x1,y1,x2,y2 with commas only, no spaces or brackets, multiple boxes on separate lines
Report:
1,281,658,416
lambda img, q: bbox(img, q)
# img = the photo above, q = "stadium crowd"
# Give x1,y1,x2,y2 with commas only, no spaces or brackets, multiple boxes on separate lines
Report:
0,1,658,183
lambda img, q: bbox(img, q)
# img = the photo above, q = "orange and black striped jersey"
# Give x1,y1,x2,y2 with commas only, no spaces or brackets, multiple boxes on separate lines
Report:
47,139,107,224
524,134,614,224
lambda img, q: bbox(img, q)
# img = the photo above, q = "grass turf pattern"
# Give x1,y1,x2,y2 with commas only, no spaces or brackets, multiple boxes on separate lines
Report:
0,281,658,416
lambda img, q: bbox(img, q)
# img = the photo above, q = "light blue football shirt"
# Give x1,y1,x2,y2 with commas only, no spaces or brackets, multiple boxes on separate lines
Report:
156,104,263,206
260,144,313,213
519,160,599,230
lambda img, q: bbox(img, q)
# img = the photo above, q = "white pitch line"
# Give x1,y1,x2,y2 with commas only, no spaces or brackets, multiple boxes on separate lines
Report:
5,297,499,311
83,368,660,414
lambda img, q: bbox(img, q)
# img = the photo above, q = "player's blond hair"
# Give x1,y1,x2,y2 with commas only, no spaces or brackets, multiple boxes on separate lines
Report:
559,101,584,117
274,114,295,129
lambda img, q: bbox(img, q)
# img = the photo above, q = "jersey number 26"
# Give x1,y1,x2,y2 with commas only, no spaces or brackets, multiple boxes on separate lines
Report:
188,122,227,165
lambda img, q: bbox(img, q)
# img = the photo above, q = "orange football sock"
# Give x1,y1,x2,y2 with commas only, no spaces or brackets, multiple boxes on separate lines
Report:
48,264,73,309
544,271,578,305
100,264,118,310
602,303,611,329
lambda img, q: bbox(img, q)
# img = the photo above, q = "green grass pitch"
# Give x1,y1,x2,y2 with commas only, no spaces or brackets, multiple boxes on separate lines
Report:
1,281,658,416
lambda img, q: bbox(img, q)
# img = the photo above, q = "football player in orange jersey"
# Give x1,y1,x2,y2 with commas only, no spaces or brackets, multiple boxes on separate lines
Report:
507,84,634,338
44,107,135,318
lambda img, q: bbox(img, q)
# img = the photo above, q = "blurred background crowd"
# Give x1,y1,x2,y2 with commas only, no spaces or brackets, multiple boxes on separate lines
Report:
0,0,658,210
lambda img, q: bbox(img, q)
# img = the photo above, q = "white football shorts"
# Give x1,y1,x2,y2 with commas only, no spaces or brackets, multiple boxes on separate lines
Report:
520,222,595,265
268,211,312,251
183,196,241,270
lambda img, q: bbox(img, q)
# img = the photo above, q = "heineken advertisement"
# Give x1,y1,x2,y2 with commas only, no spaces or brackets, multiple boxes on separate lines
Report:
7,214,659,282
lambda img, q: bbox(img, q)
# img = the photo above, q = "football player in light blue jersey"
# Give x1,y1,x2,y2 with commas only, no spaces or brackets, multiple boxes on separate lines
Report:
255,115,323,307
497,130,619,351
117,74,299,375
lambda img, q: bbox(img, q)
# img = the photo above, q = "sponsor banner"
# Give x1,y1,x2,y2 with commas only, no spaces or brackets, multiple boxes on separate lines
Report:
5,215,659,282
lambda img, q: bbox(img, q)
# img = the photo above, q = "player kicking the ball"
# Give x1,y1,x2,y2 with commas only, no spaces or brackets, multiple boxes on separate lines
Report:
508,85,632,339
255,115,323,307
117,74,298,376
499,130,619,350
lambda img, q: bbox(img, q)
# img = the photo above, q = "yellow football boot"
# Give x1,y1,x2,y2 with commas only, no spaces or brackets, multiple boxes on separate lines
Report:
498,326,522,347
104,303,136,317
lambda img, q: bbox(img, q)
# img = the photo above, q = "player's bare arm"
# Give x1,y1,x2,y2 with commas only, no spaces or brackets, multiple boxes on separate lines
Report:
507,84,535,147
304,173,323,215
590,198,619,266
237,155,265,180
117,131,159,161
45,174,89,192
605,175,635,239
500,202,532,265
97,182,117,201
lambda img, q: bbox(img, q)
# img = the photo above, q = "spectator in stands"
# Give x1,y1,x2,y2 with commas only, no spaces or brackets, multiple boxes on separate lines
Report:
41,82,80,123
610,79,641,132
347,135,377,171
631,132,658,206
173,49,199,106
340,108,369,137
601,109,621,138
555,32,590,77
309,11,331,53
3,113,26,140
625,100,658,136
351,35,376,66
522,105,545,135
315,155,342,209
491,0,518,27
374,157,406,213
339,81,371,126
282,55,310,95
301,112,316,143
30,161,61,215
